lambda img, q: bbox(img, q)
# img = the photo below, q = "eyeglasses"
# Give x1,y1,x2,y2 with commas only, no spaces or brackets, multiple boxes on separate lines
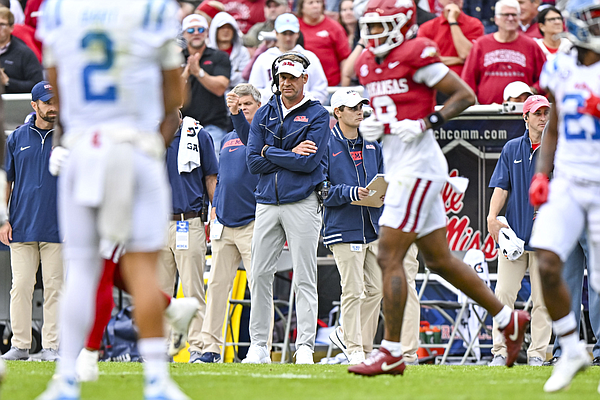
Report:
545,17,563,23
0,23,10,29
186,27,206,34
498,13,519,19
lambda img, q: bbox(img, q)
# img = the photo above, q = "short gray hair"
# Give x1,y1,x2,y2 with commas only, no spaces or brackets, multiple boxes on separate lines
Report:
495,0,520,15
232,83,261,104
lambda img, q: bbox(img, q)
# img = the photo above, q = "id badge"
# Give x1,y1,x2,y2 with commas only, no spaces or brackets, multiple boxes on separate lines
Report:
210,219,224,241
176,221,189,250
351,244,362,252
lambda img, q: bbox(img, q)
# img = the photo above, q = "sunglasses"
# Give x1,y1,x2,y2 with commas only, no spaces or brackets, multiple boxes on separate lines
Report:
186,27,206,34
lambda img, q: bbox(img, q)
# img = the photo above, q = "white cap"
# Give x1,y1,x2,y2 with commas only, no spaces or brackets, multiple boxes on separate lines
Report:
274,13,299,33
330,88,369,109
503,81,533,102
182,14,209,31
277,59,305,77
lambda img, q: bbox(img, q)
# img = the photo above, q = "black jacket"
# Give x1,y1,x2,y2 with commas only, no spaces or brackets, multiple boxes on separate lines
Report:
0,36,43,94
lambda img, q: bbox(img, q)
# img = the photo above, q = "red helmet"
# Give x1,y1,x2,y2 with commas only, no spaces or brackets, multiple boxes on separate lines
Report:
359,0,417,57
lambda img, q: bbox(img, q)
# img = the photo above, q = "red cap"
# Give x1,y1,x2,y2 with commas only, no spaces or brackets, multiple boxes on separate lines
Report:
196,1,221,19
523,95,550,115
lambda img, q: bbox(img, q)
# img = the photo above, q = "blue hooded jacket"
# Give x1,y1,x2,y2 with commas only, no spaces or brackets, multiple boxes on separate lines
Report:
246,94,329,204
322,123,383,245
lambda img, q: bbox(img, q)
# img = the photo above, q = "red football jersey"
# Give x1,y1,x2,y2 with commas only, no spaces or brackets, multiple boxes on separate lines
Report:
356,37,441,133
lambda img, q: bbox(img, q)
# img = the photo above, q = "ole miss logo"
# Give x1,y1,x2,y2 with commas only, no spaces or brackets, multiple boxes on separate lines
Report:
282,61,295,67
294,116,308,122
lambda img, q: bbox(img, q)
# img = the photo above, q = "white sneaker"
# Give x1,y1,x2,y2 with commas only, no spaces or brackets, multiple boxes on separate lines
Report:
294,345,314,365
164,297,200,357
35,377,80,400
544,341,590,393
488,354,506,366
347,351,365,365
144,377,190,400
241,344,271,364
328,326,350,360
76,349,99,382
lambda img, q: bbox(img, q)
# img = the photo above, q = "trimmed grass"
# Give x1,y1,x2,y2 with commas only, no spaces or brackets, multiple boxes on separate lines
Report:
2,361,600,400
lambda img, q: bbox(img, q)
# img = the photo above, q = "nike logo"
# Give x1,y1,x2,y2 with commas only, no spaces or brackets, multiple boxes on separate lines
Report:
20,146,30,151
229,148,239,152
388,61,400,69
381,359,404,371
509,312,519,341
270,117,279,120
333,151,342,157
514,159,522,164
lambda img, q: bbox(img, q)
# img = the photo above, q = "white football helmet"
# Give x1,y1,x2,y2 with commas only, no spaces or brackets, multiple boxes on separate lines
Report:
565,0,600,53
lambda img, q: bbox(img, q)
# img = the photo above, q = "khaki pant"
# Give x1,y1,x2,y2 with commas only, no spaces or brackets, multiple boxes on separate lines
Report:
158,217,207,353
201,221,254,354
9,242,63,350
331,242,419,359
492,250,552,360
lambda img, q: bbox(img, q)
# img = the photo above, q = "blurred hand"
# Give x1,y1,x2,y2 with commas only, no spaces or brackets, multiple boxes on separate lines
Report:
487,217,509,243
0,221,12,246
444,3,461,22
292,140,317,156
359,116,384,141
49,146,70,176
578,92,600,119
530,173,550,207
188,53,201,78
390,119,426,143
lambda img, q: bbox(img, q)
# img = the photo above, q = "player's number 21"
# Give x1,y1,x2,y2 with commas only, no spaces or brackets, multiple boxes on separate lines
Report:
563,93,600,141
82,32,117,101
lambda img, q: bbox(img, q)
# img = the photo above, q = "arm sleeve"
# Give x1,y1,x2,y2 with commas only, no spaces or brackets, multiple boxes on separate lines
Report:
230,47,250,88
323,184,361,206
263,108,330,173
246,115,281,174
231,112,251,145
248,53,269,91
5,134,15,182
413,62,450,87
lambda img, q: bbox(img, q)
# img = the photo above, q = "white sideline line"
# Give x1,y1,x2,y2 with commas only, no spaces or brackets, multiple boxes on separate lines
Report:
94,371,321,379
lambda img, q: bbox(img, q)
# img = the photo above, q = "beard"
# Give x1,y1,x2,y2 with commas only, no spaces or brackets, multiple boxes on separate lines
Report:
38,110,56,124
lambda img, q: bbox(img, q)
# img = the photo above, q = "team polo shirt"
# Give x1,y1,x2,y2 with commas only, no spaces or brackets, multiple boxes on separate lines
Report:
166,126,219,214
417,12,484,77
181,47,231,130
5,118,60,243
213,125,258,228
489,130,539,250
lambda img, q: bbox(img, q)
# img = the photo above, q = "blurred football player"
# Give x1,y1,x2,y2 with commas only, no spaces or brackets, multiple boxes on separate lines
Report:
349,0,530,376
530,0,600,393
35,1,187,399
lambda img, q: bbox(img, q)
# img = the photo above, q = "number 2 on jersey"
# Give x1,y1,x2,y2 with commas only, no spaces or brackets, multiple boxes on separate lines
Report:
563,93,600,140
82,32,116,101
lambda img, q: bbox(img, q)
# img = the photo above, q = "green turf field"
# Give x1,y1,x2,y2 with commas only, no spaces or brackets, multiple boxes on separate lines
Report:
2,362,600,400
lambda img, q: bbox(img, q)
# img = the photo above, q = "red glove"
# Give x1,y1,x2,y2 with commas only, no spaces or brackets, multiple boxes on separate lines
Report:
579,92,600,119
529,173,549,207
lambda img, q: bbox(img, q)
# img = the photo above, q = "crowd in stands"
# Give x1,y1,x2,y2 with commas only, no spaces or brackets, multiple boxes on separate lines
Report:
0,0,570,106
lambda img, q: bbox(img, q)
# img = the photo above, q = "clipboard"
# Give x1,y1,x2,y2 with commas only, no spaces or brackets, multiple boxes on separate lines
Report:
351,173,387,208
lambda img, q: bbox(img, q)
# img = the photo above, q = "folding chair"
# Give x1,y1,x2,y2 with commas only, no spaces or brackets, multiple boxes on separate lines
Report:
221,249,295,363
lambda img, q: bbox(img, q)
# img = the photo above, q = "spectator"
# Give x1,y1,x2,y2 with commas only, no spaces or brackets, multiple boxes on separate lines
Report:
463,0,497,34
12,22,41,62
503,80,533,103
208,12,251,92
159,112,218,364
249,13,328,105
243,0,288,50
487,95,552,367
243,52,329,365
417,0,484,104
534,6,571,59
518,0,543,38
0,81,62,362
0,7,42,94
220,0,268,34
298,0,351,87
461,0,546,104
339,0,358,49
198,83,261,363
181,14,231,156
196,0,226,26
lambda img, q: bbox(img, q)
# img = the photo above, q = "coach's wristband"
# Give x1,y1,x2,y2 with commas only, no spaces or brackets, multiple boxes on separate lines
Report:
426,111,446,129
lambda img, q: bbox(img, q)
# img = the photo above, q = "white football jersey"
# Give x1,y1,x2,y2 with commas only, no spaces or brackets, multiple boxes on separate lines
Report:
540,52,600,183
37,0,182,137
